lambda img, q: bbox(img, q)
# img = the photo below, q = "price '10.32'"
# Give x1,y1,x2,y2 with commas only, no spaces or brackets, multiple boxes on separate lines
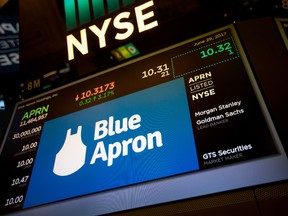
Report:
200,42,234,59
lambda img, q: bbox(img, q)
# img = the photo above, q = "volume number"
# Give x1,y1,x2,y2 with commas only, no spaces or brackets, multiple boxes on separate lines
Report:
12,126,42,140
20,113,48,127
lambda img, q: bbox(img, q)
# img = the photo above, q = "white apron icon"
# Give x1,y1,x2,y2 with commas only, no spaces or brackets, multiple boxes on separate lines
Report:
53,126,86,176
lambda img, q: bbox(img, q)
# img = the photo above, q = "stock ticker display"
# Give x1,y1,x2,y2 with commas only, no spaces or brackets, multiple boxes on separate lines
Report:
0,25,283,214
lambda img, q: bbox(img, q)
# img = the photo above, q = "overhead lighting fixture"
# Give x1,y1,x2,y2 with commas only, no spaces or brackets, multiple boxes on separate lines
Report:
0,0,9,9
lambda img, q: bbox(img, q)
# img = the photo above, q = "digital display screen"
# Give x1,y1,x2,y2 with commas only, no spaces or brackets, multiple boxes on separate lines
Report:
0,25,287,215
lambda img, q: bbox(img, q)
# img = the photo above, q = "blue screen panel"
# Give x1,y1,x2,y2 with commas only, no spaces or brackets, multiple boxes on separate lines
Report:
24,78,199,208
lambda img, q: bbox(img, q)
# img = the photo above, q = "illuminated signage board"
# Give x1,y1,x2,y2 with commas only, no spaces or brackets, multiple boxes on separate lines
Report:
65,0,158,60
0,25,287,215
0,16,19,74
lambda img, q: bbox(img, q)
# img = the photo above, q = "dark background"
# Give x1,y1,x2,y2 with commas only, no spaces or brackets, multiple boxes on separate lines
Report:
0,0,288,215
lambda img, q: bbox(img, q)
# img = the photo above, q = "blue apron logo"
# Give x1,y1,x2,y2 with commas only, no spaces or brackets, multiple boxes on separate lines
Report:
53,114,164,176
53,126,87,176
24,78,199,208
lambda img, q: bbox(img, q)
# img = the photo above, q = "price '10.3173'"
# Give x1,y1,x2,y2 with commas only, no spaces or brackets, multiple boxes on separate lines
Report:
75,82,115,102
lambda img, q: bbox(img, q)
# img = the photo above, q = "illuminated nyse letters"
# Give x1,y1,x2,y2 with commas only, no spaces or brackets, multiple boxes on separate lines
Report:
113,12,134,40
67,0,158,60
66,29,88,59
135,1,158,32
88,19,111,48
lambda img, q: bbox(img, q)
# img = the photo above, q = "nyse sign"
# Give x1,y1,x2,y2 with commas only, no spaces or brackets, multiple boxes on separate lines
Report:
66,0,158,60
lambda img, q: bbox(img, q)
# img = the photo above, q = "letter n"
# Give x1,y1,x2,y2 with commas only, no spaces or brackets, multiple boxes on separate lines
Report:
66,29,88,60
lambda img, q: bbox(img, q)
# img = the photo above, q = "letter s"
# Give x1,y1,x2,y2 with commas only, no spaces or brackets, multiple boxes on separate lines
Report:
114,12,134,40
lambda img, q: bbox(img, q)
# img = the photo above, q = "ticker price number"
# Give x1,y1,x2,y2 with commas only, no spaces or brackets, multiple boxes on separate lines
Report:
200,42,234,59
16,158,33,169
75,82,115,107
75,82,115,101
5,196,24,207
142,64,170,79
11,176,29,187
